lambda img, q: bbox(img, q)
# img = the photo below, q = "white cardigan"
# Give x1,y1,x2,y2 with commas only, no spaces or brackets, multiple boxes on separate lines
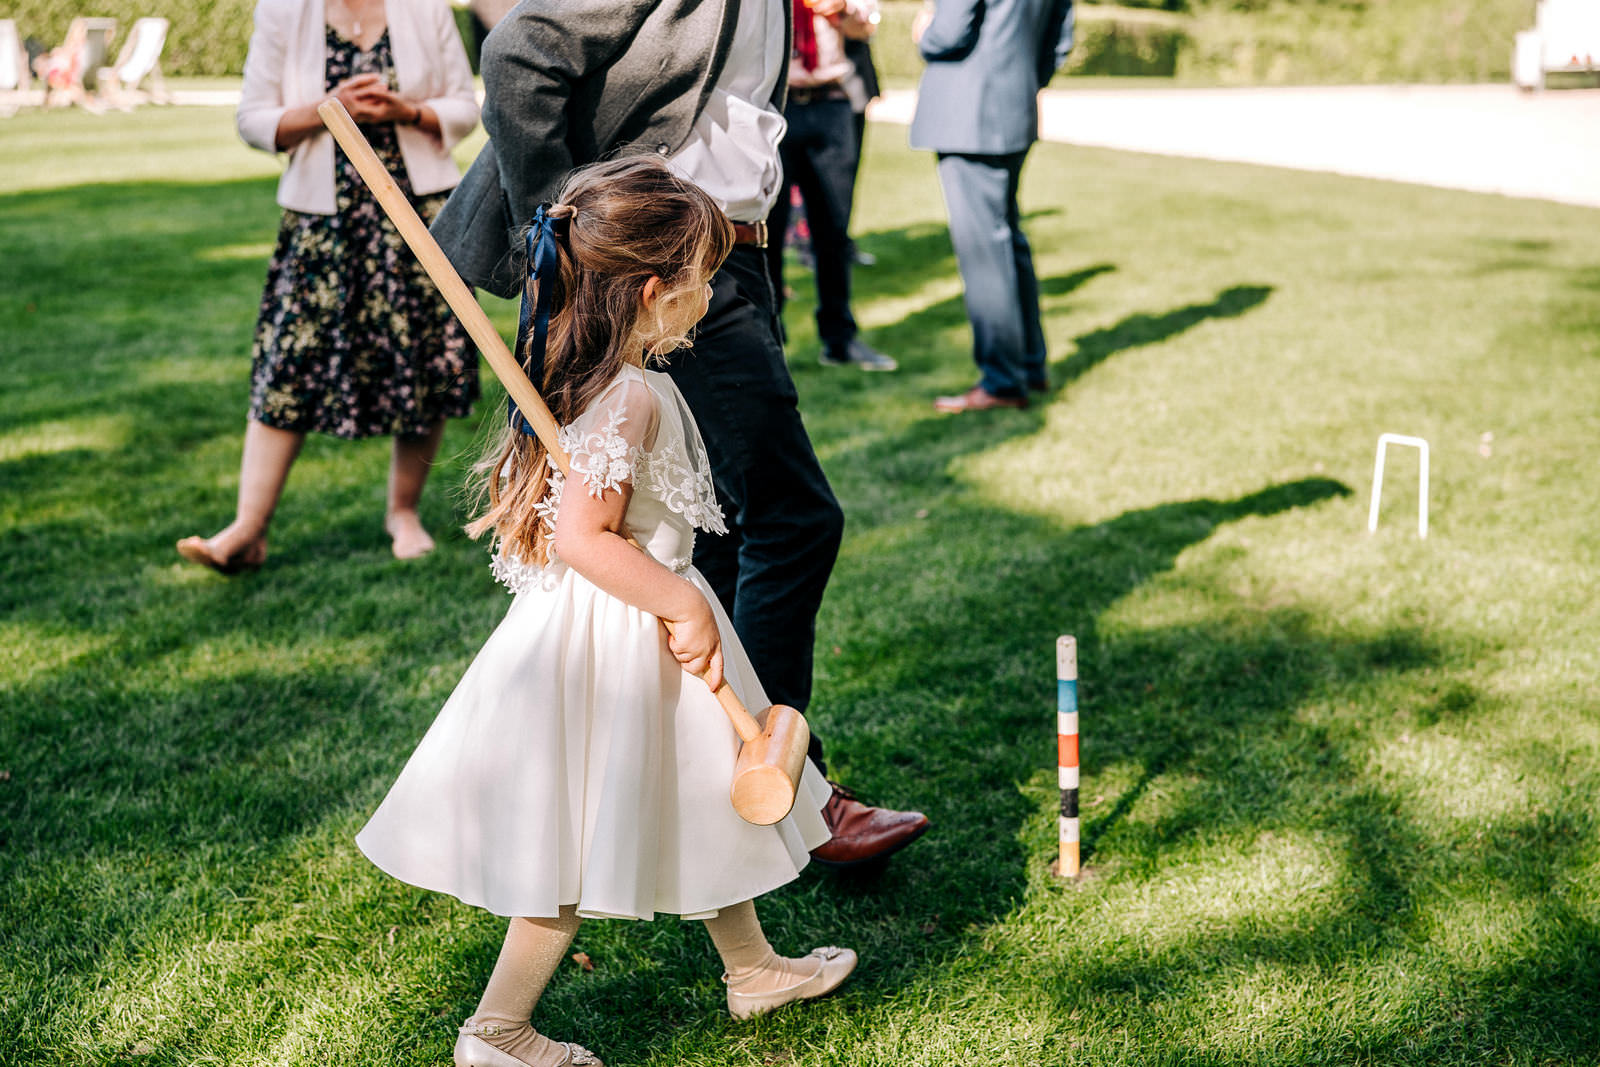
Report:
237,0,480,215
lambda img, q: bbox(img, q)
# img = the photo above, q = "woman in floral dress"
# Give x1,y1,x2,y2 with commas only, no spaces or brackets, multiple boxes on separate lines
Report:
178,0,479,571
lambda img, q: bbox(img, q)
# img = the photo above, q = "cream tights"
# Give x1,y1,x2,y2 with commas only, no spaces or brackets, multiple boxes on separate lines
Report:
701,899,825,996
470,907,582,1067
470,899,817,1066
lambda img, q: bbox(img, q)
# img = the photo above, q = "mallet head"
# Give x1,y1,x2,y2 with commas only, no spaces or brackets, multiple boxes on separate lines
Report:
730,703,811,825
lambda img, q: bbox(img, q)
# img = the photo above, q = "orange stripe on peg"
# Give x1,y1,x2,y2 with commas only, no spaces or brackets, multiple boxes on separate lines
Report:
1055,635,1081,879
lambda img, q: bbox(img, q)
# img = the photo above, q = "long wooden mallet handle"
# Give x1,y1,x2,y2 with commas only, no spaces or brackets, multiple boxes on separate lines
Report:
317,100,568,477
317,98,765,742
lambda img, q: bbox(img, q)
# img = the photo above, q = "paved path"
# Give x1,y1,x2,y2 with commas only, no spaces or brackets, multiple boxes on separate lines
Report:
9,82,1596,209
870,84,1600,210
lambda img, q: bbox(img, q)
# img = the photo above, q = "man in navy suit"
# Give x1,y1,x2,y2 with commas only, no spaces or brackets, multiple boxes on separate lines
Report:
910,0,1075,411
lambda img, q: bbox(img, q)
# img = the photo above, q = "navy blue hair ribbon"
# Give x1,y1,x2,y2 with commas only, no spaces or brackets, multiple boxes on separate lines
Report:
508,204,569,437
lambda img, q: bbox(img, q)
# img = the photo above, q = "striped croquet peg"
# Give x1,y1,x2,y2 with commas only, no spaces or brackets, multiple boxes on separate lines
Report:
1055,634,1080,878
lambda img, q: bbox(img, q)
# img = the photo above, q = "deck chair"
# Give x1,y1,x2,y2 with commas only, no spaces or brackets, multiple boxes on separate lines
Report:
99,17,170,108
37,16,116,111
0,19,30,115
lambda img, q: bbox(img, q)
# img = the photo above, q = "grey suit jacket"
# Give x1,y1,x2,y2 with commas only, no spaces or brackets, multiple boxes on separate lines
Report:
908,0,1074,156
431,0,787,297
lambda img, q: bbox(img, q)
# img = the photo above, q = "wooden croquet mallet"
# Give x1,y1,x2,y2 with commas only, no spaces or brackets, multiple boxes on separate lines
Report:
317,99,810,826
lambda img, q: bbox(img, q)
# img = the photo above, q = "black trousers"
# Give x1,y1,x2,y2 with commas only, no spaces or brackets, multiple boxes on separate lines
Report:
766,95,860,349
663,245,844,768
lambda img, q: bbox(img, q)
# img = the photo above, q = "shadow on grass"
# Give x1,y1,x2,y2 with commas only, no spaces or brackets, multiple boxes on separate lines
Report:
1030,784,1600,1061
844,262,1121,378
831,206,1067,303
781,210,1113,368
1552,263,1600,348
1042,262,1117,298
804,214,1266,391
1059,283,1273,385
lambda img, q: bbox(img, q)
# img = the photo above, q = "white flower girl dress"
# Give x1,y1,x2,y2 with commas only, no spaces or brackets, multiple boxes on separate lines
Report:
356,364,831,920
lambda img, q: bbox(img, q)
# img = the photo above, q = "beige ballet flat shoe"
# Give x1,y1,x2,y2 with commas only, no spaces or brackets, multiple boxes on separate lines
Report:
724,945,858,1020
454,1021,602,1067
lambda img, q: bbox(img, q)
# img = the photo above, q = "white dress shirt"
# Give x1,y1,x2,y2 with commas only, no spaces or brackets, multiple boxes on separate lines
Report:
667,0,787,222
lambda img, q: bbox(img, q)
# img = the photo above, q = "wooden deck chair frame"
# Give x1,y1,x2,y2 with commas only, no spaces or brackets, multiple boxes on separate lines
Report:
0,19,30,116
99,16,170,108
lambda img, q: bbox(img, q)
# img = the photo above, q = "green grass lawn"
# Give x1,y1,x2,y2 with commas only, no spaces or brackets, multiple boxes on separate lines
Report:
3,106,1598,1067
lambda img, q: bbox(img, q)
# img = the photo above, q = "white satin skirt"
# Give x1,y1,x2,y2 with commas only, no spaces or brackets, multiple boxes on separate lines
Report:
355,564,830,920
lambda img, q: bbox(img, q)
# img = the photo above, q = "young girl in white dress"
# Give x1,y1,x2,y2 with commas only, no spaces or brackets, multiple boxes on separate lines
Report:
355,156,856,1067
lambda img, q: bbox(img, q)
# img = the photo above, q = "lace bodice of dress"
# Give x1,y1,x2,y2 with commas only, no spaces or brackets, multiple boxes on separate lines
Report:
491,366,726,595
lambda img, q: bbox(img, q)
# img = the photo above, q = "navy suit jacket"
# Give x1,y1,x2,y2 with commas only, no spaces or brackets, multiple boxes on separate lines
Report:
909,0,1074,155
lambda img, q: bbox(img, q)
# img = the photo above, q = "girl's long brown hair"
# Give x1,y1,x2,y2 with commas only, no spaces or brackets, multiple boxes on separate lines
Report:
466,155,735,563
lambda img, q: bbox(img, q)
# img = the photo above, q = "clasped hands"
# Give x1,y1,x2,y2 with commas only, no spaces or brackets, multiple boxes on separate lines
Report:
329,73,418,125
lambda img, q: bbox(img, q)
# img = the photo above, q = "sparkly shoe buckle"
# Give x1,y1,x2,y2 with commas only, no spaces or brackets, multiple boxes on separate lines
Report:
459,1021,507,1037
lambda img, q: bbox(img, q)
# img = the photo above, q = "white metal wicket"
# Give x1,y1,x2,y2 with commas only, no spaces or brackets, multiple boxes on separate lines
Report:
1368,433,1430,539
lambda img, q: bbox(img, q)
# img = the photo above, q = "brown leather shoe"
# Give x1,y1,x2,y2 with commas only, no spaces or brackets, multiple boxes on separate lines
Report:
933,386,1029,413
810,783,930,869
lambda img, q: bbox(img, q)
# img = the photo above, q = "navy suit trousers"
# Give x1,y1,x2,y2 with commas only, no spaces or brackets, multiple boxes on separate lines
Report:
767,96,860,349
936,150,1047,397
663,245,844,765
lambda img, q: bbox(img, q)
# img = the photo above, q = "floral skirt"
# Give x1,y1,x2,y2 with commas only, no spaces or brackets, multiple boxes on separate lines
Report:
248,181,476,440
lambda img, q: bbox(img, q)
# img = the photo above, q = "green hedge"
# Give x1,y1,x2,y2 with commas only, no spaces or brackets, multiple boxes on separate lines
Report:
875,3,1190,83
1063,5,1189,77
5,0,1527,83
6,0,481,77
1175,0,1525,84
876,0,1524,85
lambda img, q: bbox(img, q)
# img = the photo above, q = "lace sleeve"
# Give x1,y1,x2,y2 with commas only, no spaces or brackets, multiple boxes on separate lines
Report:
558,373,658,498
639,372,729,535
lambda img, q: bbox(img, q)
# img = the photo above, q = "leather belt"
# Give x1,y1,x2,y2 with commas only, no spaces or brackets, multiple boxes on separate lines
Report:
788,85,849,106
731,220,768,248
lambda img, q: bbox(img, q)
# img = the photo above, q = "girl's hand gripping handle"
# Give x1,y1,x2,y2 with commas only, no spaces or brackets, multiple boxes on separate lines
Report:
665,598,724,692
659,601,764,742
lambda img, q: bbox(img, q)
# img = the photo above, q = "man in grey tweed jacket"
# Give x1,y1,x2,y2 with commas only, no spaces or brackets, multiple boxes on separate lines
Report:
432,0,929,868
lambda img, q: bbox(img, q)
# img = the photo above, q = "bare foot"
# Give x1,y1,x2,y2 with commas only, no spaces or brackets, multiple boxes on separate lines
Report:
386,510,435,560
175,524,267,575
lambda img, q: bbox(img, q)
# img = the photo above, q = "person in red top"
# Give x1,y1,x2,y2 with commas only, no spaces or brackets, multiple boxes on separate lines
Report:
35,20,89,108
766,0,897,372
